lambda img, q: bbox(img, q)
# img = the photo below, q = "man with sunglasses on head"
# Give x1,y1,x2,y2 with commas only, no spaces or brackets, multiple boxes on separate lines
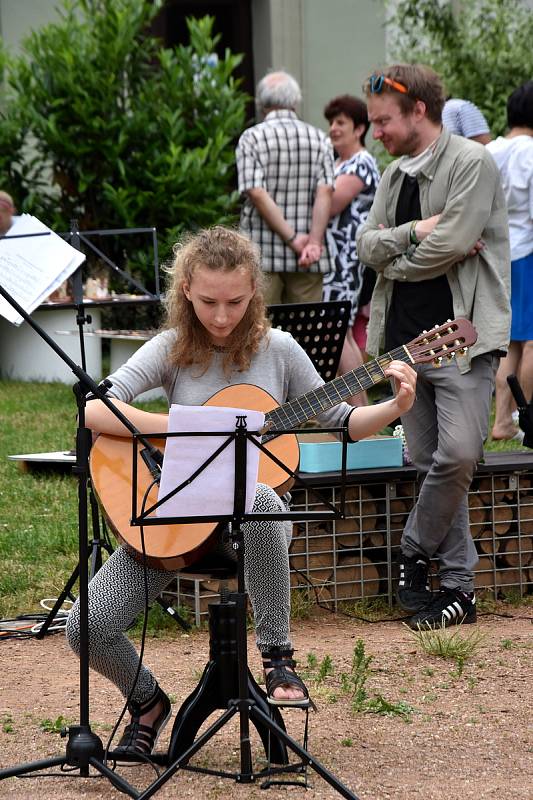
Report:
357,64,511,629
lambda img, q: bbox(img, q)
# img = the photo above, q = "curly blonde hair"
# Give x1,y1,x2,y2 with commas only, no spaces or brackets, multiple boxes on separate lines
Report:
164,226,270,374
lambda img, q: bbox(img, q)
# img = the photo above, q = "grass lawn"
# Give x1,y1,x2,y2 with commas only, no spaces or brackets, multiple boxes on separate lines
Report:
0,380,166,620
0,379,530,621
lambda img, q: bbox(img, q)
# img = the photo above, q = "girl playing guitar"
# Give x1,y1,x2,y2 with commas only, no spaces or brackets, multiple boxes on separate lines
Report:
66,226,416,758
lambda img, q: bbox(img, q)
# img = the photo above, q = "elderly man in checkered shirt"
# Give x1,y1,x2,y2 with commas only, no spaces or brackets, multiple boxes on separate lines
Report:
236,70,334,305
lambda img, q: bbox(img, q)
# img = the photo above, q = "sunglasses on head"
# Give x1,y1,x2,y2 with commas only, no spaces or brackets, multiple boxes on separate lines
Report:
367,74,409,95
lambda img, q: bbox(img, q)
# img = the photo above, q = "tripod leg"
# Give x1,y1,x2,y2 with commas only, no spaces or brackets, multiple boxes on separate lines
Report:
88,488,108,578
154,595,191,631
0,755,67,779
36,485,108,639
246,670,288,765
34,562,80,639
168,597,289,766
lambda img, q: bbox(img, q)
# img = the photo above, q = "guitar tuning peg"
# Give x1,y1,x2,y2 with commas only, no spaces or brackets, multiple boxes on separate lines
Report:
433,356,443,367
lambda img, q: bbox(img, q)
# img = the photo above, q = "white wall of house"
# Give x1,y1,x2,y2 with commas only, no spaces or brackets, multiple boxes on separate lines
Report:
251,0,386,130
0,0,61,51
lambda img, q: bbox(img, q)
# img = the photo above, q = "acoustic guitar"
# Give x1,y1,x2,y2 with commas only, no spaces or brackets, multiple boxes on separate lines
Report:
89,318,477,570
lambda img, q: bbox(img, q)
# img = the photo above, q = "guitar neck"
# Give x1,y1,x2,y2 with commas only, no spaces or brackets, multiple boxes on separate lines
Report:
265,345,411,432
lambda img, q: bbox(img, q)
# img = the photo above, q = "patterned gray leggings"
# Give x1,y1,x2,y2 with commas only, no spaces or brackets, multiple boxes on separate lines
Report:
66,483,292,704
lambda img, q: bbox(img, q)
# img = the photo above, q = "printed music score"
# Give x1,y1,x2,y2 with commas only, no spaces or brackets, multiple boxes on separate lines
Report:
157,404,265,519
0,214,85,325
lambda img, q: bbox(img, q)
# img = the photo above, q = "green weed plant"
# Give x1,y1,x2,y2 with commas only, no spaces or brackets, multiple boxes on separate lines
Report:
405,623,485,666
341,639,413,719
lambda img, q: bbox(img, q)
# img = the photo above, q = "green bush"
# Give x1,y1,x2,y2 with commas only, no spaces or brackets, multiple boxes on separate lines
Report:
387,0,533,137
0,42,29,206
0,0,248,285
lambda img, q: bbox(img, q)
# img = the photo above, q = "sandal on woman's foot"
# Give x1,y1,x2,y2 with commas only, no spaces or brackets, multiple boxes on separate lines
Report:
114,684,172,758
262,647,316,709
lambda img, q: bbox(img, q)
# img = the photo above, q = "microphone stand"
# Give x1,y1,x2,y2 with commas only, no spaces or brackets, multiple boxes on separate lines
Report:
0,281,158,797
36,219,189,638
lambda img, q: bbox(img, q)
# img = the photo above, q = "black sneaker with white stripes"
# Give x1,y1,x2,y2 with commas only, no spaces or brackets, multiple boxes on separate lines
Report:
407,587,476,630
396,551,432,613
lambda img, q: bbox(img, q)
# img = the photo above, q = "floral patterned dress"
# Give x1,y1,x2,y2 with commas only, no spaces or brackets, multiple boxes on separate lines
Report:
323,150,380,325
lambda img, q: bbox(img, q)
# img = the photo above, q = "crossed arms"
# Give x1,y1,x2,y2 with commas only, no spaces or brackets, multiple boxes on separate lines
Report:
356,155,496,280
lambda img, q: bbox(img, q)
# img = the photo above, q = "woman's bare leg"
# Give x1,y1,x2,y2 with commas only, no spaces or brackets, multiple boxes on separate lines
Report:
338,329,368,405
491,341,523,439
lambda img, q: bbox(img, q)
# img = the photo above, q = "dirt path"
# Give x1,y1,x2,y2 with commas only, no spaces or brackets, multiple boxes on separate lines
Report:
0,609,532,800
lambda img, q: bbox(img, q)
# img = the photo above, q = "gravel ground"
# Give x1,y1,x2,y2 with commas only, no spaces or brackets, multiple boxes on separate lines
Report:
0,607,532,800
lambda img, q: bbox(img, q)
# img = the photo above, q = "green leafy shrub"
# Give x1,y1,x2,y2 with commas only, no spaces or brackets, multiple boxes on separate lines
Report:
0,0,248,285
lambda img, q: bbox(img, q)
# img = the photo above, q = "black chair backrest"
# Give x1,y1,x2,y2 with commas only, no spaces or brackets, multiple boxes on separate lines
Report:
267,300,351,383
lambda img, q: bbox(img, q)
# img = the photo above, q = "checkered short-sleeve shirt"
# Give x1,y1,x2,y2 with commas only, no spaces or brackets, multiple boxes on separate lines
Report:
236,109,335,274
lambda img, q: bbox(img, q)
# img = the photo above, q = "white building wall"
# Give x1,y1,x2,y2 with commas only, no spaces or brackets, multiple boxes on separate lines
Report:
251,0,386,130
0,0,61,51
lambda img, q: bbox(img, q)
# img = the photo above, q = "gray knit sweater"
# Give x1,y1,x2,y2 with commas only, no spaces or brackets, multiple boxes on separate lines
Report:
106,327,354,432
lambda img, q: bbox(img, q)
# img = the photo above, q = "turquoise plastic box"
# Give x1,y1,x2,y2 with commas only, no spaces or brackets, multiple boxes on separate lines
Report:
298,433,403,473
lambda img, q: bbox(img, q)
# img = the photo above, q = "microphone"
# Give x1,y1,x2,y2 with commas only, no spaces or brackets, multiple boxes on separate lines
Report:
140,446,164,482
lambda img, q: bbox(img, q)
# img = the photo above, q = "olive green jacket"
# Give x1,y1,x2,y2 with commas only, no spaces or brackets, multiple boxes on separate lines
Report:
356,128,511,372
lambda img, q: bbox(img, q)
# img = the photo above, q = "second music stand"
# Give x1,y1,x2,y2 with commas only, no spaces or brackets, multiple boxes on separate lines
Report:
122,412,360,800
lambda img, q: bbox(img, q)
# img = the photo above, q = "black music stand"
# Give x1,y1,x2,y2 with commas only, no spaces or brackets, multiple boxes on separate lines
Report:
268,300,351,382
122,413,359,800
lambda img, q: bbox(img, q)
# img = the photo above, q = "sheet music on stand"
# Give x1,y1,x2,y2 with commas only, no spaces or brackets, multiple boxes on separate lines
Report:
0,214,85,325
157,404,265,519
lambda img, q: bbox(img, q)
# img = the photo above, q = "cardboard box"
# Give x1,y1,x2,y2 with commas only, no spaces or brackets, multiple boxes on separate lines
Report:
297,433,402,473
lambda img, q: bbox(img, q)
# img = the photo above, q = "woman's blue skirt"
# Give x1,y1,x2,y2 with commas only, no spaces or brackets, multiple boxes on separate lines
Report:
511,250,533,341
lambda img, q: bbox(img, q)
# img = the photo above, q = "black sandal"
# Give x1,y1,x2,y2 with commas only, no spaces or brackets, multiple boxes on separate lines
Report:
114,684,172,758
262,647,315,709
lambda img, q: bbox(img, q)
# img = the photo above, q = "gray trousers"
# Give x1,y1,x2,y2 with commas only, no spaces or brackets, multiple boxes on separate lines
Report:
400,353,498,593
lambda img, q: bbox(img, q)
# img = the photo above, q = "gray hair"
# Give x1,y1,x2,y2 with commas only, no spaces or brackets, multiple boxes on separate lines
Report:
256,70,302,113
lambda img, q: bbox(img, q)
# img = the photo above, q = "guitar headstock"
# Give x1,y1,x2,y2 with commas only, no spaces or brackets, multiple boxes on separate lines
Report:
405,319,478,366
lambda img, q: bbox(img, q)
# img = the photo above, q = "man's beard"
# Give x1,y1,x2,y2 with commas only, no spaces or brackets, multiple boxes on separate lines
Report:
388,127,421,157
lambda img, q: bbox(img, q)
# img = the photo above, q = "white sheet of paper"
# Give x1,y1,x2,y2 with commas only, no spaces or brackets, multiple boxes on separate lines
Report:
0,214,86,325
157,404,265,519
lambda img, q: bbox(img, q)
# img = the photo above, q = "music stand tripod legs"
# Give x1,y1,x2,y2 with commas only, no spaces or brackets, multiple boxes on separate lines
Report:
132,416,360,800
